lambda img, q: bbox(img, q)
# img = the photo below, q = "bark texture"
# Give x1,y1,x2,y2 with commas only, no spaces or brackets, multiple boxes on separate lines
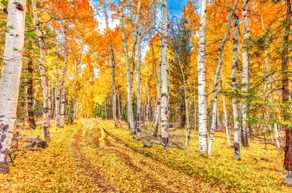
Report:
153,52,161,137
56,53,67,128
135,36,142,134
0,0,26,173
221,80,230,145
121,12,135,132
208,0,239,155
32,0,50,139
25,47,36,130
102,0,118,125
160,0,169,147
231,16,240,161
240,0,250,147
197,0,208,154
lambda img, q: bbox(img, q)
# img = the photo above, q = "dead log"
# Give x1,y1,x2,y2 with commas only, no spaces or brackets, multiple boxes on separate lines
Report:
25,137,48,149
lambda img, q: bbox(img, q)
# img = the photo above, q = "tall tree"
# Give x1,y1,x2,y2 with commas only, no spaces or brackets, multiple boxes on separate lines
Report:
133,0,142,134
153,42,161,137
32,0,50,139
208,0,239,155
55,25,68,128
0,0,26,173
25,41,36,130
135,34,143,134
102,0,118,126
121,6,135,132
240,0,250,147
57,48,67,128
169,18,191,148
145,42,155,125
231,15,240,161
221,79,230,145
160,0,169,147
197,0,208,155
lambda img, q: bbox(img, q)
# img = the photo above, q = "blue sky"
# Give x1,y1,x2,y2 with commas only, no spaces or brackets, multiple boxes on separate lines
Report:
169,0,188,16
92,0,197,31
92,0,190,16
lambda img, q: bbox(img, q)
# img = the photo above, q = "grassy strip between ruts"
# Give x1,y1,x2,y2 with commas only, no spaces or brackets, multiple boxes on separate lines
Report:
97,119,290,193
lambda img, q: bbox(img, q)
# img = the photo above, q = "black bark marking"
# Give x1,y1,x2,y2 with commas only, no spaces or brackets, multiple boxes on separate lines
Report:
14,2,24,11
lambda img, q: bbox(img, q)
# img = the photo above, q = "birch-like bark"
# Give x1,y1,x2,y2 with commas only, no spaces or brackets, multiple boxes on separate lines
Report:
102,0,118,125
160,0,169,147
193,93,197,130
231,16,240,160
197,0,208,154
121,12,135,132
25,44,36,130
221,80,230,145
240,0,250,147
32,0,50,138
55,87,61,124
117,85,121,120
56,25,69,128
0,0,26,173
153,53,161,137
131,0,142,82
146,43,155,124
135,36,142,134
208,0,239,155
56,53,67,128
50,87,55,119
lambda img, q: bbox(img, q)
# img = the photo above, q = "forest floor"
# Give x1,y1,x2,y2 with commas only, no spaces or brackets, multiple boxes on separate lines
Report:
0,119,291,193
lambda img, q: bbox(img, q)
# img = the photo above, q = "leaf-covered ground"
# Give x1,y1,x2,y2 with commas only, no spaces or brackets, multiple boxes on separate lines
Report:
0,119,290,193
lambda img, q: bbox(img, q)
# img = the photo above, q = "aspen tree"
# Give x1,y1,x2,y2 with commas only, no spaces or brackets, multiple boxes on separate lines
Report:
102,0,118,126
197,0,208,154
0,0,26,173
208,0,239,155
160,0,169,147
240,0,250,147
231,15,240,160
32,0,50,139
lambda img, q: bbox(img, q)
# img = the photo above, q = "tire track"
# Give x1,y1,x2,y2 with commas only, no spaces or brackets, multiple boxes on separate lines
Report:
97,127,211,193
71,130,119,193
96,127,174,193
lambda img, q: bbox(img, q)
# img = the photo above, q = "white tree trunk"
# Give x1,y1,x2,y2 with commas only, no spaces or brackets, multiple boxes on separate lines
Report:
32,0,50,139
208,0,239,155
153,53,161,137
121,13,135,132
160,0,169,147
221,81,230,145
197,0,208,155
55,87,61,124
146,43,155,124
0,0,26,173
56,54,67,128
102,0,117,125
135,36,142,134
25,43,36,130
240,0,250,147
231,16,240,160
193,93,197,130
